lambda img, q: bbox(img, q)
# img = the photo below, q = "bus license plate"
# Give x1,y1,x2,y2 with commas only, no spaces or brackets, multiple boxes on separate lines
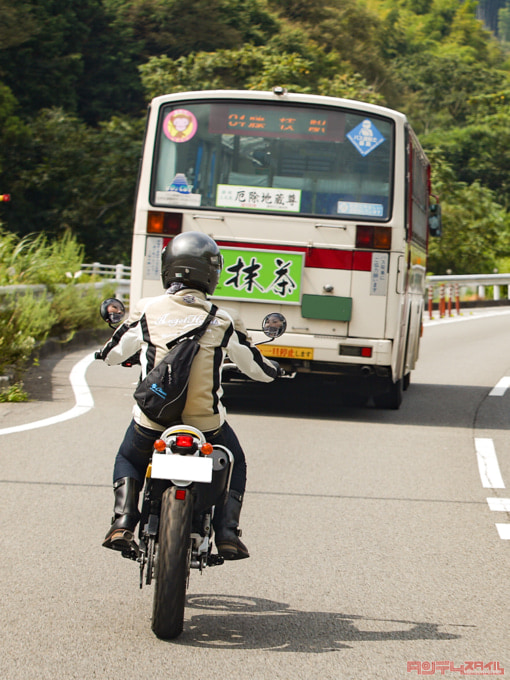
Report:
259,345,314,360
151,454,213,483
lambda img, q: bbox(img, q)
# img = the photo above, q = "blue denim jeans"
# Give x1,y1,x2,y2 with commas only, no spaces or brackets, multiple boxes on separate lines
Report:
113,419,247,494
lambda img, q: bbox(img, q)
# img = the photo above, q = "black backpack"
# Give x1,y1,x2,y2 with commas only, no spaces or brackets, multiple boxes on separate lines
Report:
133,305,218,427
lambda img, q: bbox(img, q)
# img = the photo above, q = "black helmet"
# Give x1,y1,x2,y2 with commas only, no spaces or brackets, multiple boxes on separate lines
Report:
161,231,223,295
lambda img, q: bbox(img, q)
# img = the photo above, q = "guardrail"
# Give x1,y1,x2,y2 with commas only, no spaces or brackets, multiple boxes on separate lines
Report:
0,263,131,303
426,274,510,319
1,265,509,320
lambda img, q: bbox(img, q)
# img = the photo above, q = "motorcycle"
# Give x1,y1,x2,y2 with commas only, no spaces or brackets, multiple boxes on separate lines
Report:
99,298,287,639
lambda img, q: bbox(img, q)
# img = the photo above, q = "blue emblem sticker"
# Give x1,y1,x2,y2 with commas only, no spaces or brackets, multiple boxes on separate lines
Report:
347,120,385,157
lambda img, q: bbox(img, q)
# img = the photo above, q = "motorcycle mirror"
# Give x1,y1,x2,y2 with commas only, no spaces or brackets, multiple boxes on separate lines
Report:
100,298,126,328
262,313,287,340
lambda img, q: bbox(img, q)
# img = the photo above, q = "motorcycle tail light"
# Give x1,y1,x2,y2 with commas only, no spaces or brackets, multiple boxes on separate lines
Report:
175,489,187,500
153,439,166,452
176,435,194,448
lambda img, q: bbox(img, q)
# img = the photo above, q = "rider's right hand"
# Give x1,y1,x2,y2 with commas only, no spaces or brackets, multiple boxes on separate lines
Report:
269,359,285,377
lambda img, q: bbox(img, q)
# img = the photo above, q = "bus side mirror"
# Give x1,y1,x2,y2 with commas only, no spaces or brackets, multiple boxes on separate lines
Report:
429,203,442,238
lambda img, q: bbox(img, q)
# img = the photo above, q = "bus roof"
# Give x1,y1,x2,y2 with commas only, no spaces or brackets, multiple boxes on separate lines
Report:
150,89,409,125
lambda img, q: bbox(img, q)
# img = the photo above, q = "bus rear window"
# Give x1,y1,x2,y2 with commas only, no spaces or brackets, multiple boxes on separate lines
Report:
152,101,394,221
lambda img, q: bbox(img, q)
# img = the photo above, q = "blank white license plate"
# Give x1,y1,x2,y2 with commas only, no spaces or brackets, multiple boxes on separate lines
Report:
151,453,213,483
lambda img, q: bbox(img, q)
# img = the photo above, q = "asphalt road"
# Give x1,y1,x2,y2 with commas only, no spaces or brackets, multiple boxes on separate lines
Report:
0,309,509,680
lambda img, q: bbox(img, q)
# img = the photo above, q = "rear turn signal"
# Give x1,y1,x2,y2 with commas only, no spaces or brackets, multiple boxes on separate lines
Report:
147,211,182,235
154,439,166,452
356,225,391,250
201,442,214,456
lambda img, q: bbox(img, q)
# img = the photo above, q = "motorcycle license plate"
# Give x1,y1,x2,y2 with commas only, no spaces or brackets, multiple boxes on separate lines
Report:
151,453,213,483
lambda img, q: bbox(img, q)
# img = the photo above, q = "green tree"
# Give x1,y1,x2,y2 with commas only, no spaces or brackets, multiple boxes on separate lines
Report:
108,0,279,59
427,161,510,274
5,109,143,261
424,108,510,206
139,45,384,103
0,0,144,124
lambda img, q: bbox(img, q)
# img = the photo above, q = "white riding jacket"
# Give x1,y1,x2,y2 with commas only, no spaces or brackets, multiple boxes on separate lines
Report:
100,288,277,432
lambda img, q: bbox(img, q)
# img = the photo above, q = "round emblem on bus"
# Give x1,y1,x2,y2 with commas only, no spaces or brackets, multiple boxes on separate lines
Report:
163,109,198,143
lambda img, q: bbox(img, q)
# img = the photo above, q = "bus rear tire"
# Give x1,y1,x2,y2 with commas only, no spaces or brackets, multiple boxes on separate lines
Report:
374,378,403,410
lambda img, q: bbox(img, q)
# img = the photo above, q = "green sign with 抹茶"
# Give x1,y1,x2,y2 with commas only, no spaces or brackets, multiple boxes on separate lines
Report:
214,248,304,304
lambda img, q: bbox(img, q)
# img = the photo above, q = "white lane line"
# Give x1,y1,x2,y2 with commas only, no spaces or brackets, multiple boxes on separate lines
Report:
475,438,506,489
495,524,510,540
0,352,95,436
489,376,510,396
487,497,510,511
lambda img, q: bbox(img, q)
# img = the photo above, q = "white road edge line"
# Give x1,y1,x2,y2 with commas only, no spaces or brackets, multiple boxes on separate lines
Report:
474,438,506,489
0,352,95,436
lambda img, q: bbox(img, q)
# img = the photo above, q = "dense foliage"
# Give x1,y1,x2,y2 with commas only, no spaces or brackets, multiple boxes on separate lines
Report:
0,0,510,273
0,229,112,397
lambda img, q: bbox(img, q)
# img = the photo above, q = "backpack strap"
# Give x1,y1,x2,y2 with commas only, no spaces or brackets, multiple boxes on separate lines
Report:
165,304,218,349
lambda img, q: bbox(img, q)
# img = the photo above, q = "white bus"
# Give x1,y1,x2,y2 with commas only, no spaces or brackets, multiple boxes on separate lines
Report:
130,88,440,408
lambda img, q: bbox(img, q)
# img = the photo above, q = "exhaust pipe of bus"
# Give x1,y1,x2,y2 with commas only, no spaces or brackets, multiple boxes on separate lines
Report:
361,366,373,377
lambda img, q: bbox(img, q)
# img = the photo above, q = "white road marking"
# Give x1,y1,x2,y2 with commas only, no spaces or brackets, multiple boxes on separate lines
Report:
475,438,505,489
495,524,510,540
489,376,510,396
0,352,95,436
487,497,510,511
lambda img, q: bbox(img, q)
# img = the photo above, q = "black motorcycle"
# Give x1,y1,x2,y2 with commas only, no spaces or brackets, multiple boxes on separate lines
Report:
100,298,287,639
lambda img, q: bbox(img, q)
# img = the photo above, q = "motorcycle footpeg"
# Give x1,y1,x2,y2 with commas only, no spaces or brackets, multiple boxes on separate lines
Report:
207,554,225,567
121,544,141,561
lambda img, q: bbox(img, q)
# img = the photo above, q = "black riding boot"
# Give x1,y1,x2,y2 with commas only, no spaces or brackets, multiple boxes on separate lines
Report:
213,489,249,560
102,477,141,552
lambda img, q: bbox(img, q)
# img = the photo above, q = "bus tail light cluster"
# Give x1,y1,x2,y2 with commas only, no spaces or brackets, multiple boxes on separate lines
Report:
356,225,391,250
147,210,183,235
339,345,373,358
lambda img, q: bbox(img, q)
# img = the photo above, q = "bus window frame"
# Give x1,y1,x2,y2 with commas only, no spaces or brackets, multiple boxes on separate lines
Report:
149,97,397,224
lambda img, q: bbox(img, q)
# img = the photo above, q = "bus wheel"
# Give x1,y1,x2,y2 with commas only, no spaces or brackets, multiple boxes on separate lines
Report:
374,378,403,410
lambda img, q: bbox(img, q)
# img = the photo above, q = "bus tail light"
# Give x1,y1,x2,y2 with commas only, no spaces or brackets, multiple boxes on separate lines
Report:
356,225,392,250
147,211,183,235
340,345,373,358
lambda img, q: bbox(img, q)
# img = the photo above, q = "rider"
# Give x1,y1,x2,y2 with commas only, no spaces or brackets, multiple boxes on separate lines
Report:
96,231,279,560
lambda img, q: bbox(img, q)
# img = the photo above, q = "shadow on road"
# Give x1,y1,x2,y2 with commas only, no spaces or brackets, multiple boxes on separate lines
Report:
173,594,461,652
222,374,501,430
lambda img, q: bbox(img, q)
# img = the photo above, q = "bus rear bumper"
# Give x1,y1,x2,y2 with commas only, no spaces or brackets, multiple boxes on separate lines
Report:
255,333,393,376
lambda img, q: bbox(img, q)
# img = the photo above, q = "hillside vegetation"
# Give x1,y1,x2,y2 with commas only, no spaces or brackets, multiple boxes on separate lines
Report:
1,0,510,273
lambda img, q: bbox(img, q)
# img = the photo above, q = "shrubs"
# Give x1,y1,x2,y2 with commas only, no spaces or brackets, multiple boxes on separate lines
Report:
0,229,115,399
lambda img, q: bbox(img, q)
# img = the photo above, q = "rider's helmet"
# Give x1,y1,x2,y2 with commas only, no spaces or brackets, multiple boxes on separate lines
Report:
161,231,223,295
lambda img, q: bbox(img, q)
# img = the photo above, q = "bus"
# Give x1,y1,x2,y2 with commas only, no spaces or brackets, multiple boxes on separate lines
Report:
130,88,441,409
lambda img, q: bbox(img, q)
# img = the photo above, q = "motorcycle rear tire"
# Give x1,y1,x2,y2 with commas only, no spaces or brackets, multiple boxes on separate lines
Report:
152,486,193,640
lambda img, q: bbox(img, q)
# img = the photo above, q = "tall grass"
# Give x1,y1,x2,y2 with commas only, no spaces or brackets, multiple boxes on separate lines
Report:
0,228,114,397
0,228,84,287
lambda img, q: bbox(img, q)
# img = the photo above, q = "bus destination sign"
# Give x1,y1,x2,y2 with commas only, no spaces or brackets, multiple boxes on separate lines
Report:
209,104,345,141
